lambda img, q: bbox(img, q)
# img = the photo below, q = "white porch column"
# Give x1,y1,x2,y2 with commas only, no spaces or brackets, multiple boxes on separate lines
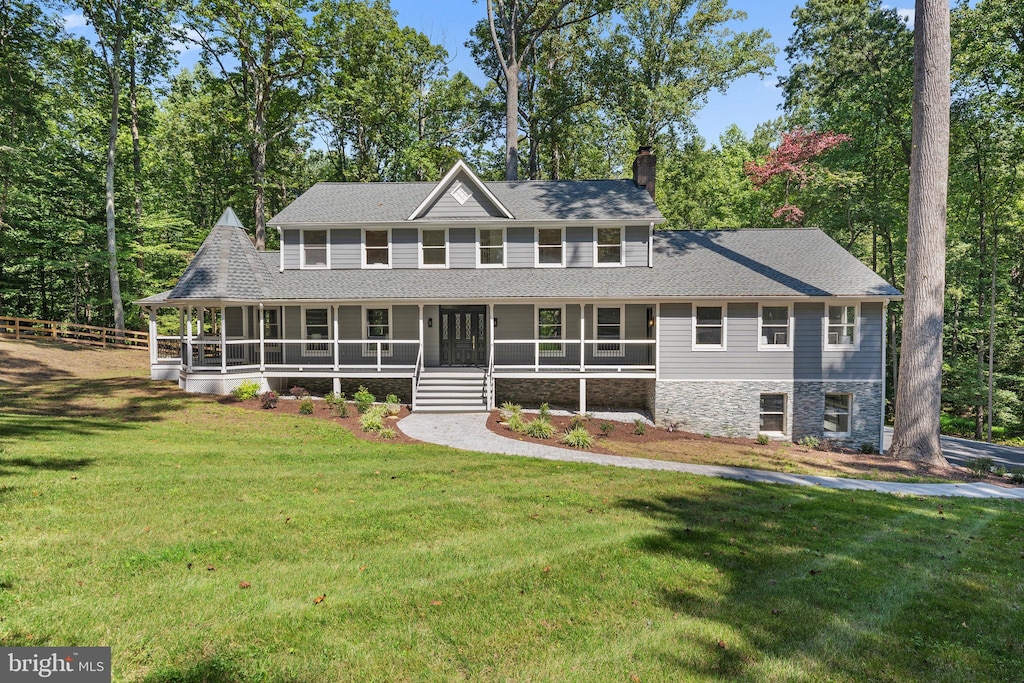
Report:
655,302,661,381
488,303,495,410
332,304,340,371
880,301,888,454
148,308,158,367
185,307,193,372
220,307,227,374
579,303,586,372
579,378,587,414
258,303,266,372
418,304,424,353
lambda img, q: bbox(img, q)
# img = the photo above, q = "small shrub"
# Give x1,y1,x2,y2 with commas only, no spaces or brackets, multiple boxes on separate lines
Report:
232,380,262,401
359,405,387,432
324,392,343,407
524,418,555,439
633,419,646,436
335,400,350,418
260,390,278,409
378,427,397,439
756,433,770,445
539,402,550,420
816,439,834,452
797,435,821,449
506,412,527,434
859,442,877,454
385,393,401,416
499,401,522,421
1009,470,1024,485
560,426,594,449
569,413,588,430
289,386,309,398
966,457,994,476
298,397,315,414
354,386,375,413
599,422,616,436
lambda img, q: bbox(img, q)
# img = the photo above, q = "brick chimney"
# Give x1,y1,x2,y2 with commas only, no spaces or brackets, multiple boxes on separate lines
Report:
632,146,656,200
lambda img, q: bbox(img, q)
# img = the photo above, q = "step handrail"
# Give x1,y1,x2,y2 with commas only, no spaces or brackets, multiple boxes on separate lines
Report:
412,344,424,411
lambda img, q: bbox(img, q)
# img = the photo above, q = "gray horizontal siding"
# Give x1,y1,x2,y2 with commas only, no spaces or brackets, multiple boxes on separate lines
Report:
566,227,593,267
424,305,440,365
449,227,476,268
331,229,360,269
392,228,418,269
507,227,534,268
625,226,649,266
282,230,299,269
659,301,883,381
423,173,503,219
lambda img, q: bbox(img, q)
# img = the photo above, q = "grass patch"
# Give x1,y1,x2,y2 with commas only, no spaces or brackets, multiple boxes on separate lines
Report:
1,340,1023,680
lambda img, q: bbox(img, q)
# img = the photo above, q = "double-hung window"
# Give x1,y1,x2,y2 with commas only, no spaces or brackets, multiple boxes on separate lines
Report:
538,307,563,356
364,307,390,356
304,308,330,356
596,227,623,265
478,228,504,266
537,228,563,266
759,393,786,434
301,230,328,268
595,306,623,356
693,305,725,349
364,230,390,267
824,394,852,435
421,229,447,267
759,305,790,349
826,304,857,348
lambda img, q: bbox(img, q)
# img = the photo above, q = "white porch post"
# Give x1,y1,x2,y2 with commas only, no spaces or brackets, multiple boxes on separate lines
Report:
220,307,227,374
655,303,661,381
579,303,586,372
880,301,888,454
579,378,587,414
333,304,340,372
148,308,158,367
185,307,193,372
258,303,266,372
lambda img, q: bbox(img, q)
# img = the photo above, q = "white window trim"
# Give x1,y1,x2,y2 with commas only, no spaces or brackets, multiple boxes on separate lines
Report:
823,392,853,437
593,304,625,357
535,303,566,357
362,228,392,269
418,227,448,269
476,227,506,268
593,226,625,267
823,301,861,351
302,306,331,357
362,305,392,357
759,392,788,436
691,302,728,351
758,303,793,351
535,226,565,268
299,229,330,270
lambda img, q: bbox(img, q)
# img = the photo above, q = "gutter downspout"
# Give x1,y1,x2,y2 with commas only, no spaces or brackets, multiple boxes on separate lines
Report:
648,222,654,267
880,300,888,454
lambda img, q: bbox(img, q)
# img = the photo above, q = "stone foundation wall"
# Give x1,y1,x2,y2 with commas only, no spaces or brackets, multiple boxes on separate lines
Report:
495,378,579,410
586,379,652,410
338,378,412,404
652,380,882,449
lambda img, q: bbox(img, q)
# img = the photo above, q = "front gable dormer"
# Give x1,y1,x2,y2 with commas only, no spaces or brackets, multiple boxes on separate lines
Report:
407,159,514,221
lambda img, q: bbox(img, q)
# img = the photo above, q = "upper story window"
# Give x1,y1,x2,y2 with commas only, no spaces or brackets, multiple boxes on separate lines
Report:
421,229,447,267
538,306,563,355
450,181,472,205
537,228,564,266
478,228,505,267
759,304,791,349
595,227,623,266
693,304,725,350
595,306,623,356
301,230,328,269
364,229,390,267
826,304,857,349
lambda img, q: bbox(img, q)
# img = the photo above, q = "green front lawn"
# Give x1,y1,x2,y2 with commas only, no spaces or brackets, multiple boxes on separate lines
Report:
1,346,1023,680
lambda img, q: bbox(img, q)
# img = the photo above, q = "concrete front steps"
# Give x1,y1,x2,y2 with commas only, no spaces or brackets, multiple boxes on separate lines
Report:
414,368,488,413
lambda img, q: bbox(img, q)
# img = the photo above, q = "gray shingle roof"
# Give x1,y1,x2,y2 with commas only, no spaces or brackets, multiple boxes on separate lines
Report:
142,228,900,304
268,179,663,224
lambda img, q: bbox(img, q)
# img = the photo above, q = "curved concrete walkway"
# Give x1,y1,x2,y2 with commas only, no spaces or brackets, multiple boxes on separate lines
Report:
399,413,1024,500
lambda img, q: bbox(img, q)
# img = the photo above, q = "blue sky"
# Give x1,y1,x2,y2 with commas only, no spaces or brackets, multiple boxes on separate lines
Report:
63,0,916,145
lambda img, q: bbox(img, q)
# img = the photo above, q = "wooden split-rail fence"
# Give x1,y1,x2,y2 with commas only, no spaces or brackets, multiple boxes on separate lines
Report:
0,316,148,350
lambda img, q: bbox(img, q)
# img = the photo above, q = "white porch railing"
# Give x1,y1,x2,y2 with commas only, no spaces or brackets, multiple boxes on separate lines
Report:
181,339,421,372
492,339,656,372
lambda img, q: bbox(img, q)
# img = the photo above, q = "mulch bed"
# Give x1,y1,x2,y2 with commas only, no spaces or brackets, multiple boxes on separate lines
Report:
226,396,418,445
485,410,1017,487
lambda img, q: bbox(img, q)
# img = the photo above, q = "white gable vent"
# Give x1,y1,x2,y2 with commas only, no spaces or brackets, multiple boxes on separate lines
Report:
450,181,472,205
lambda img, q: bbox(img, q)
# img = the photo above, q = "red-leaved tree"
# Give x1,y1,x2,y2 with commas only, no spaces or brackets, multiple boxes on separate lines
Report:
744,128,852,225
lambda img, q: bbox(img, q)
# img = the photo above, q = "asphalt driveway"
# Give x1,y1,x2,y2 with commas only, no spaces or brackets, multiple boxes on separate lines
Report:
884,427,1024,469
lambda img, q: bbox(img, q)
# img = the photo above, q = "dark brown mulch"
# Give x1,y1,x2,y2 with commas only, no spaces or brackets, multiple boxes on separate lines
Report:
228,396,418,445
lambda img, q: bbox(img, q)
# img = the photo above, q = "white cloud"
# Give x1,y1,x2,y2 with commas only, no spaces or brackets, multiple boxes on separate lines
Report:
63,12,88,29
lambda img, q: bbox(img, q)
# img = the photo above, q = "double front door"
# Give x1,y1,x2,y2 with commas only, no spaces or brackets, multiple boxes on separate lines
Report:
440,306,487,367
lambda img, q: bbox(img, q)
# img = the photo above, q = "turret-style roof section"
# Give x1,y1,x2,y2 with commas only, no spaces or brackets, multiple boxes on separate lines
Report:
214,206,245,229
166,217,273,300
268,179,664,225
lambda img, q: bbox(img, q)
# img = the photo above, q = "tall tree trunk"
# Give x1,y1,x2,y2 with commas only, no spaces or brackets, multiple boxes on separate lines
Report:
105,37,125,334
889,0,950,466
505,63,519,181
130,48,143,272
251,82,267,250
987,221,997,442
